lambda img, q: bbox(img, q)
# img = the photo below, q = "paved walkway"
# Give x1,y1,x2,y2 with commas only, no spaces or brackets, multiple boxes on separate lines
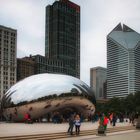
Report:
0,121,132,137
56,130,140,140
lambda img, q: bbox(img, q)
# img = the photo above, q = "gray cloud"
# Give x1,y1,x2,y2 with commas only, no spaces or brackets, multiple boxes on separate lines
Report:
0,0,140,85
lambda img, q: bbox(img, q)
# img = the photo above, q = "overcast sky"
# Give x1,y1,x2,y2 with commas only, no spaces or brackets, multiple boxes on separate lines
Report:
0,0,140,85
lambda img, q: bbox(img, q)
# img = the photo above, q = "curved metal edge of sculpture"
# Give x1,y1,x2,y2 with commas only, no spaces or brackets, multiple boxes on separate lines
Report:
1,74,96,122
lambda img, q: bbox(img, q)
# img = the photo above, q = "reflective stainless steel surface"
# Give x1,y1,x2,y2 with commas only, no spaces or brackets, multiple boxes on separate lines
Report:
2,74,96,121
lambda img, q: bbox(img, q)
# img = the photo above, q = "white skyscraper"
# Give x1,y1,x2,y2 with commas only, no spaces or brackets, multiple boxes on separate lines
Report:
0,25,17,101
107,23,140,98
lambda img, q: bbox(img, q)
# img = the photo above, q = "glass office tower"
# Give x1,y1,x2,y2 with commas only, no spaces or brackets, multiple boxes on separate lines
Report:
45,0,80,78
107,23,140,98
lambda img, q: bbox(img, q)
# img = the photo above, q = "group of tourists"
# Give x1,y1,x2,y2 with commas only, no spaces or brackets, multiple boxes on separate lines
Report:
67,114,81,135
67,112,118,136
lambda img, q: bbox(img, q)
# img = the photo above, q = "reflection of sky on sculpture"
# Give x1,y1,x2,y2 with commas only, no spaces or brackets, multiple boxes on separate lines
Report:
6,74,89,104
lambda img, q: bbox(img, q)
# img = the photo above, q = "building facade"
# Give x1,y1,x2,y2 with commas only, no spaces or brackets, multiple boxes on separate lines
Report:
107,23,140,98
90,67,107,99
17,55,64,81
17,0,80,81
31,55,64,74
45,0,80,78
17,57,35,81
0,25,17,100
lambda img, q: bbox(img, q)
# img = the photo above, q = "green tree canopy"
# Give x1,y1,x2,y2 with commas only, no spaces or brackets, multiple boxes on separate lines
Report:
96,92,140,116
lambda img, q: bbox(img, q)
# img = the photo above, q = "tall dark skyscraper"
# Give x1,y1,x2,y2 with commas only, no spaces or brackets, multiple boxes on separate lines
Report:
45,0,80,78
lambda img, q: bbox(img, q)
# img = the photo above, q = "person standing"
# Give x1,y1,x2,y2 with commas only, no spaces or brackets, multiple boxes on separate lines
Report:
98,113,108,135
24,112,32,123
75,114,81,135
103,115,109,131
109,113,113,125
112,113,117,126
98,113,105,135
67,115,74,135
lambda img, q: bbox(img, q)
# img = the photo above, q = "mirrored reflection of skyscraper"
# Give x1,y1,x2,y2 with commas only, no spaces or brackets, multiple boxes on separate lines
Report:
45,0,80,78
107,23,140,98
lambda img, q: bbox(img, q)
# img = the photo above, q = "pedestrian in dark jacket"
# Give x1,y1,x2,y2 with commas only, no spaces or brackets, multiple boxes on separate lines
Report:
67,115,74,135
112,114,117,126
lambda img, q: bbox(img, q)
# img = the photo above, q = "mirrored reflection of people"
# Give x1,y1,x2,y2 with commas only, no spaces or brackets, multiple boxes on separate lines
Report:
75,114,81,135
67,115,74,135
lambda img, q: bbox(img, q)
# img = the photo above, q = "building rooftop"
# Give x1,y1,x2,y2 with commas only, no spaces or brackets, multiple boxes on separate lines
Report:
0,25,17,31
108,23,140,49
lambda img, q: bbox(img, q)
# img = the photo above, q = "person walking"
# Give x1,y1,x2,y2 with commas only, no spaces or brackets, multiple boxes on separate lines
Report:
67,115,74,135
75,114,81,135
112,113,117,126
109,113,113,125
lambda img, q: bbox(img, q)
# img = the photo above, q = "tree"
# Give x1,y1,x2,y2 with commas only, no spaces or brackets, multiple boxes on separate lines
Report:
96,92,140,116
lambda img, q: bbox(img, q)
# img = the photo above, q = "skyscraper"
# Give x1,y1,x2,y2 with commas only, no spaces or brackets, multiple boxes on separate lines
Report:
0,25,17,100
90,67,107,99
107,23,140,98
45,0,80,78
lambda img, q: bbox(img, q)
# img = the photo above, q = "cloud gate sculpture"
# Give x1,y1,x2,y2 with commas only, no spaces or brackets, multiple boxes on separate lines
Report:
2,74,96,122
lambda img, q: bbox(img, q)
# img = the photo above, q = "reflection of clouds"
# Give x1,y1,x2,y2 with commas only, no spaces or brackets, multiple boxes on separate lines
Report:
5,74,95,105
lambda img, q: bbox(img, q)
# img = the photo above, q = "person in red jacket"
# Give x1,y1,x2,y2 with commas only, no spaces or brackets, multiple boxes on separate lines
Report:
24,112,31,123
103,115,109,131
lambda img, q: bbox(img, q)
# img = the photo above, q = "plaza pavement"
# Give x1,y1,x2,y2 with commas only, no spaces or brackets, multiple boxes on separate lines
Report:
56,130,140,140
0,121,133,137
